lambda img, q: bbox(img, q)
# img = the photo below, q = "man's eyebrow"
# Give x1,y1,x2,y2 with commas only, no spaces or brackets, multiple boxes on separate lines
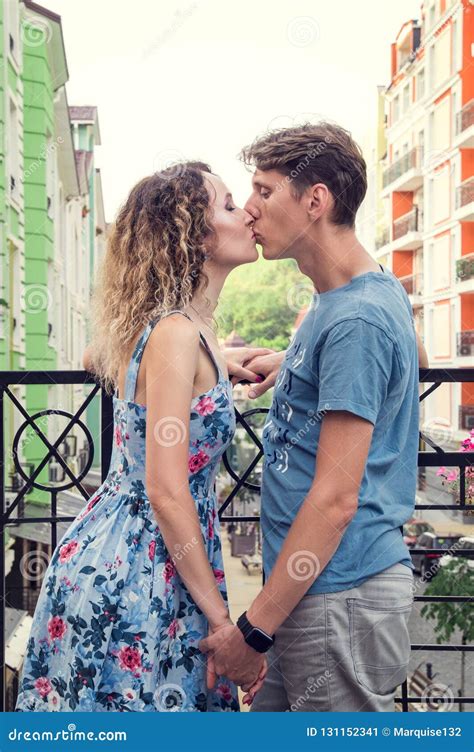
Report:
252,178,272,189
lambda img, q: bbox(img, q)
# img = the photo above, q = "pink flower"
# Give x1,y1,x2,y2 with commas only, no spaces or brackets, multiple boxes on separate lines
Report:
446,470,459,483
58,539,79,563
188,449,210,474
114,426,122,447
47,616,67,641
461,438,474,452
163,559,176,584
213,568,225,585
436,467,446,477
167,618,180,638
215,682,232,702
117,646,142,672
195,396,216,416
34,677,52,698
148,540,156,561
208,506,216,540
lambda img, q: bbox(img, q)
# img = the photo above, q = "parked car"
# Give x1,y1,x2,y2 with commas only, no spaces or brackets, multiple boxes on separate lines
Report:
403,519,435,548
439,536,474,568
411,532,462,579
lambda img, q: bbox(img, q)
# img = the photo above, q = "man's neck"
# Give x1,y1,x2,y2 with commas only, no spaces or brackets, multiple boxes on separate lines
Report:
294,229,380,294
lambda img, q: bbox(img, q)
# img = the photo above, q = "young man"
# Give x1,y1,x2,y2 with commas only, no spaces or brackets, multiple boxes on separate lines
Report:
199,122,421,712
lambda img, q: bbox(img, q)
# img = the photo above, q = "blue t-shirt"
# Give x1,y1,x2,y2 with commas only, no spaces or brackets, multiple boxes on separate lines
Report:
260,266,419,594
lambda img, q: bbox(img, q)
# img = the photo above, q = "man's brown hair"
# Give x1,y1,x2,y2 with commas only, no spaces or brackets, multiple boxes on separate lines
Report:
240,121,367,229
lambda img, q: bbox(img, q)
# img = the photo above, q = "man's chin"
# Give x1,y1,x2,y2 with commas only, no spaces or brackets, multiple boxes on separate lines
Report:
261,244,280,261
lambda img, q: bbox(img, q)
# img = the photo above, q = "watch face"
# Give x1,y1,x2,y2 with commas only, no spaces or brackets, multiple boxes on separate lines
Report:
251,627,273,652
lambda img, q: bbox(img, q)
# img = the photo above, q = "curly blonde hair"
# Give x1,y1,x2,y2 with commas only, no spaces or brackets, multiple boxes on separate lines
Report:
87,161,215,395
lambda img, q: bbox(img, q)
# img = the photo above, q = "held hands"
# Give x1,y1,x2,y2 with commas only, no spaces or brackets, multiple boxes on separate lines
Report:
200,619,268,706
223,347,286,399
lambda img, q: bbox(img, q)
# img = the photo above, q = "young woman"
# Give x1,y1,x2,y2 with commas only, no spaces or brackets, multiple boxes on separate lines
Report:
15,162,269,712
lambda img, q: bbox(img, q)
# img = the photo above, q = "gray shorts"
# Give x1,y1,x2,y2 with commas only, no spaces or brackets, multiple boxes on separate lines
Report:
250,562,414,712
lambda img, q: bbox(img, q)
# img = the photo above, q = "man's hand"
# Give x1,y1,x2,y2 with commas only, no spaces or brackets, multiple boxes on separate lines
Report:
244,351,286,399
199,623,267,698
222,347,275,387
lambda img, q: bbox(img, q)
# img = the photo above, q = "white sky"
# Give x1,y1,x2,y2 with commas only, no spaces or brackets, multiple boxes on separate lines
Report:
47,0,422,222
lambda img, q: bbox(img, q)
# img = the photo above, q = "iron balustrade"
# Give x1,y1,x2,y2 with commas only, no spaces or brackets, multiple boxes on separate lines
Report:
0,368,473,712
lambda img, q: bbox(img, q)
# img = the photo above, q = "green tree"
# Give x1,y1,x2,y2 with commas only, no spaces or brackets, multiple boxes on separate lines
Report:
421,558,474,711
216,255,311,351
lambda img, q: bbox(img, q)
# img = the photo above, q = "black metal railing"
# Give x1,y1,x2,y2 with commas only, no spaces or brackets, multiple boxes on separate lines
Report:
0,368,473,712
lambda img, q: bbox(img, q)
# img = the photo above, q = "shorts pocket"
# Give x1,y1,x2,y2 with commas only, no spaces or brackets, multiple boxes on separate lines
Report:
347,596,412,696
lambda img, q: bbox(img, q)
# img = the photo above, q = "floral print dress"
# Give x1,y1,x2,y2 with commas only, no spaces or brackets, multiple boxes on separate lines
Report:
15,311,240,712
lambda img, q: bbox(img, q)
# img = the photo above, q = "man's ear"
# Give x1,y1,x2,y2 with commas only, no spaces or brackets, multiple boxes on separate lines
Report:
307,183,328,219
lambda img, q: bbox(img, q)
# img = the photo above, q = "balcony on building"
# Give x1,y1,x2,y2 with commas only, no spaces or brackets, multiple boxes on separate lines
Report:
459,404,474,432
391,207,423,251
382,147,423,195
455,177,474,222
457,329,474,358
398,272,423,306
455,99,474,149
375,227,390,252
455,253,474,293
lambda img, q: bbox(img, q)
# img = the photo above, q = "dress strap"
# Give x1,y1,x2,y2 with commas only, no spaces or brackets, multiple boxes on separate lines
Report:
122,310,193,403
197,330,222,380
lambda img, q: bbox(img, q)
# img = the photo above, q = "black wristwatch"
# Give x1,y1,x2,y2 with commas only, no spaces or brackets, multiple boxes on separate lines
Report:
236,611,275,653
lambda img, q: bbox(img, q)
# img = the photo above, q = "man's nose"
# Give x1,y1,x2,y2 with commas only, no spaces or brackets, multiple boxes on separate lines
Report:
243,195,259,220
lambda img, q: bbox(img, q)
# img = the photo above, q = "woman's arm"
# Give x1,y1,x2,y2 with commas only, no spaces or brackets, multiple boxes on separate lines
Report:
144,314,231,630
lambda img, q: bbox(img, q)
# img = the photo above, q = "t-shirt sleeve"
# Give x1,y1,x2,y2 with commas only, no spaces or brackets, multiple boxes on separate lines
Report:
315,318,394,425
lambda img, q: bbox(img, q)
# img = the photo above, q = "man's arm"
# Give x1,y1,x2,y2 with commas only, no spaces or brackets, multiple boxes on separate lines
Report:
246,410,371,633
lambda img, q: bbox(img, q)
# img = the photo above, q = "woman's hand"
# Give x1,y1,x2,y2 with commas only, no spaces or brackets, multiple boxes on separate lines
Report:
222,347,275,386
241,655,268,706
244,350,286,399
205,616,234,690
205,618,268,706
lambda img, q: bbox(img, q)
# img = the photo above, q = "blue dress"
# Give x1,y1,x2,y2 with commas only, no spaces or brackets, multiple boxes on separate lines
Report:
15,311,240,712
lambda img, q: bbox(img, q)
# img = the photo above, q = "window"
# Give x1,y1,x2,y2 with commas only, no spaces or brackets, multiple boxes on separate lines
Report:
403,84,410,112
9,240,22,351
4,0,20,67
418,130,425,163
46,134,55,219
393,95,400,123
452,19,457,74
417,68,425,100
7,98,20,204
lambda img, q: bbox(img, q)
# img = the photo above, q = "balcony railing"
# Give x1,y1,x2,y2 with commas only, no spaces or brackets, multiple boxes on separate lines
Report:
457,330,474,357
0,368,473,712
393,207,420,240
456,99,474,135
398,272,423,297
456,253,474,283
459,404,474,431
375,228,390,250
383,147,422,189
456,177,474,210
